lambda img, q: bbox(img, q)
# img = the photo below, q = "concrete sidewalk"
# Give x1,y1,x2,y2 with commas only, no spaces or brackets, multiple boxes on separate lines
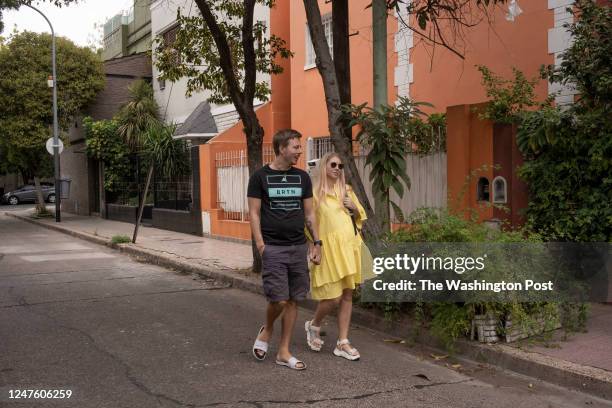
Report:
5,209,612,399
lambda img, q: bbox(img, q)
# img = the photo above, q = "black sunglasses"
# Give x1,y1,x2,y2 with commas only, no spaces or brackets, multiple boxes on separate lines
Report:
330,162,344,169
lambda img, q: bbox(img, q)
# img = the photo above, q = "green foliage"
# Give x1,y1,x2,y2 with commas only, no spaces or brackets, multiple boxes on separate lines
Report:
141,122,190,179
517,107,612,241
517,0,612,242
110,235,131,244
83,117,131,192
391,207,541,243
0,31,104,180
540,0,611,110
405,113,446,155
116,80,160,149
429,303,471,351
380,209,586,350
476,65,551,124
154,0,292,104
343,98,438,223
85,80,189,193
31,207,53,218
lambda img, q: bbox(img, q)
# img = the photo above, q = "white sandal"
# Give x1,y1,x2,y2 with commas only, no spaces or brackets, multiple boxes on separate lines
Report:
252,326,268,361
276,356,306,370
333,339,360,361
305,320,324,352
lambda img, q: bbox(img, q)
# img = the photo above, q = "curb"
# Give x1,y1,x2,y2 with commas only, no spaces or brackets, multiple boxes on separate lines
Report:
6,212,612,400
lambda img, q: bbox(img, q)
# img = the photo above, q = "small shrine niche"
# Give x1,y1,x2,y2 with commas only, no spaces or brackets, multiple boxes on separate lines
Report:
492,176,507,204
477,177,490,202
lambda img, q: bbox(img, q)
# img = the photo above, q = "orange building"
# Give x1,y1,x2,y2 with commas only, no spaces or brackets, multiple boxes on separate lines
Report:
200,0,573,240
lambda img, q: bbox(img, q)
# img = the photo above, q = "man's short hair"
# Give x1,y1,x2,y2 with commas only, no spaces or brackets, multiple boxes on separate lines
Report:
273,129,302,156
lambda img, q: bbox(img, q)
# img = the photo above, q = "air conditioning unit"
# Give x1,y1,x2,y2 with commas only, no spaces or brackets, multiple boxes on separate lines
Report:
307,159,319,175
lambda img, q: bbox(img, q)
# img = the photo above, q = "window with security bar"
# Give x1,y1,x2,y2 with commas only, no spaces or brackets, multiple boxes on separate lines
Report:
307,137,335,162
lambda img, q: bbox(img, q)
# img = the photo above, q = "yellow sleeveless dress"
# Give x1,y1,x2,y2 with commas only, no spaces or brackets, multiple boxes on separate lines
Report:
310,187,370,300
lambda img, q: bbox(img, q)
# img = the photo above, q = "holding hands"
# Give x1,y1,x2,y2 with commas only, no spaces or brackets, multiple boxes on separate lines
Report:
309,243,322,265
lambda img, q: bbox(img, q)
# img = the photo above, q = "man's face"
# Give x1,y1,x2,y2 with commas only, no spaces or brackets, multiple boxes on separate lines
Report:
280,138,302,165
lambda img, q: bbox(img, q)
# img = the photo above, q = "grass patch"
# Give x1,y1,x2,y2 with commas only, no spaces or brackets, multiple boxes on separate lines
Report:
110,235,131,244
31,211,54,219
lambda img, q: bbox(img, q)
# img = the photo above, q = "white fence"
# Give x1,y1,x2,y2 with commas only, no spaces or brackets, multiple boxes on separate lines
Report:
306,136,447,222
354,152,447,221
215,146,275,221
216,144,446,223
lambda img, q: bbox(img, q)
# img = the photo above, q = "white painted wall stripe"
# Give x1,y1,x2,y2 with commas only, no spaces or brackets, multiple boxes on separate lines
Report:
547,0,576,106
394,1,413,102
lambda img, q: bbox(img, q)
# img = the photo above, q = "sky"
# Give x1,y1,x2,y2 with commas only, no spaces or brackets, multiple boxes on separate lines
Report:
2,0,134,47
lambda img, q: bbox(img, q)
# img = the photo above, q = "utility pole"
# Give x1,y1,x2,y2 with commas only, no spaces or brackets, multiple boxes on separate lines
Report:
372,0,389,230
372,0,388,109
26,4,61,222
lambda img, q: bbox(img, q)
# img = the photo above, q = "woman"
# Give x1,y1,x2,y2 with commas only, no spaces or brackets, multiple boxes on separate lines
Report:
305,152,368,361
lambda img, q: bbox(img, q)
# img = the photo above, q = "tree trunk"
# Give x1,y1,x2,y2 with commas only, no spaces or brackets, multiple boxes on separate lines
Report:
243,109,265,273
33,176,47,214
332,0,352,146
132,164,154,243
194,0,269,272
303,0,383,239
372,0,390,231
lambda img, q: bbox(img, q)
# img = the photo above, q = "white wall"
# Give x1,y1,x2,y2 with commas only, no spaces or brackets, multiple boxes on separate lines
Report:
150,0,270,128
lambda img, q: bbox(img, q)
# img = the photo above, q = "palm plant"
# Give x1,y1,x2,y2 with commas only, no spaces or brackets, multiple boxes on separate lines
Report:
116,80,161,150
142,123,189,179
115,80,189,242
131,122,190,243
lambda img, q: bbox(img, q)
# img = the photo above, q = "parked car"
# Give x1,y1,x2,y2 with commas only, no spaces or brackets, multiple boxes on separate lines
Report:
2,184,56,205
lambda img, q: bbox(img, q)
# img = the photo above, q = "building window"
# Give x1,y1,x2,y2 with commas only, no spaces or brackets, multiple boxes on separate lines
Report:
306,136,334,173
477,177,490,202
307,136,334,161
305,14,332,68
162,24,181,64
157,24,180,91
492,176,507,203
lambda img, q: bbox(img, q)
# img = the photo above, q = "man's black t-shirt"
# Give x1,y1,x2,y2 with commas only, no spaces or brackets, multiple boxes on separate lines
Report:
247,165,313,245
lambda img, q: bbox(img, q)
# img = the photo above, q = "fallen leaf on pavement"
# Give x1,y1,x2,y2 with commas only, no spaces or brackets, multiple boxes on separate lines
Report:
430,353,448,360
384,339,405,343
451,364,462,369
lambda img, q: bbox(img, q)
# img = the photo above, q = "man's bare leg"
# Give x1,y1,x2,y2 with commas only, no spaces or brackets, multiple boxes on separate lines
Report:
276,300,304,367
257,301,285,343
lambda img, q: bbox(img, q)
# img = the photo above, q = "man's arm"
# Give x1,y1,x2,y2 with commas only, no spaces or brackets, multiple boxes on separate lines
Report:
248,197,265,255
303,197,319,242
303,197,321,264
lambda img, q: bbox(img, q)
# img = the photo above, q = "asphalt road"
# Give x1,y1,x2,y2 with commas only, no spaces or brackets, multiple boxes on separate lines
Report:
1,214,610,408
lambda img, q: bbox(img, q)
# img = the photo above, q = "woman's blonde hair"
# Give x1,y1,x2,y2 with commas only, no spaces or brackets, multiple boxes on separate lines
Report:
313,152,348,209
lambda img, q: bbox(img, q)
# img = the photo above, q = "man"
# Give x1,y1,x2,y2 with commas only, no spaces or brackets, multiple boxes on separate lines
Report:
247,129,322,370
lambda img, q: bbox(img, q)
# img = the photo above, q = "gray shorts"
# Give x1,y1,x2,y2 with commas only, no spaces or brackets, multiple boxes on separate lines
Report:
262,243,309,302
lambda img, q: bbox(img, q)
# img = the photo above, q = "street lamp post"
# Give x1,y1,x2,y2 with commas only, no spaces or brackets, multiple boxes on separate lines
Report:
26,4,61,222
